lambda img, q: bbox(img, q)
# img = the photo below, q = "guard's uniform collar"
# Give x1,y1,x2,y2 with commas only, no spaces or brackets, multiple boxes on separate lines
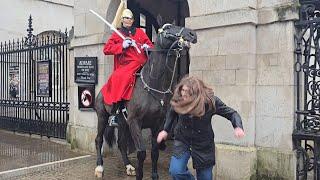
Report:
120,26,136,36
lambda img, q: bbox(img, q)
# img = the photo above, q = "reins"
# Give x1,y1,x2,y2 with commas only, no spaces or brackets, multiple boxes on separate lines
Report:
140,39,183,95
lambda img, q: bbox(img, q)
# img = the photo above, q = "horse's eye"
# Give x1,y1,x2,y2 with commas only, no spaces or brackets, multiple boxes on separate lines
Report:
189,32,194,37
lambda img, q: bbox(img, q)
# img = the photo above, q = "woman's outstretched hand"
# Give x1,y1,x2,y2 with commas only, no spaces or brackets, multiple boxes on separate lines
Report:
157,130,168,143
234,127,245,138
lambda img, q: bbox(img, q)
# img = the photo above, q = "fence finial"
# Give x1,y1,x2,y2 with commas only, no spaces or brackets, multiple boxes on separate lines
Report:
27,15,34,46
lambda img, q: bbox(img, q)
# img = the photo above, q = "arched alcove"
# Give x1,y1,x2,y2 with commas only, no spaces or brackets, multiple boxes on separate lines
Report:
104,0,189,42
128,0,189,42
127,0,190,79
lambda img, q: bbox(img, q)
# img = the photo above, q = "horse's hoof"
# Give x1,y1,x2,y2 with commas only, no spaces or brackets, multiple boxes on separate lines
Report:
95,165,104,178
126,164,136,176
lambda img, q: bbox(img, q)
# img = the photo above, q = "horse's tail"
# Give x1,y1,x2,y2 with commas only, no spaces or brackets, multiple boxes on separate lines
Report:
104,126,116,148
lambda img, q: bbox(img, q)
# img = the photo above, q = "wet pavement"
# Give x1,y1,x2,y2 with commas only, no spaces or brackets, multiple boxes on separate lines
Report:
0,130,84,172
0,130,172,180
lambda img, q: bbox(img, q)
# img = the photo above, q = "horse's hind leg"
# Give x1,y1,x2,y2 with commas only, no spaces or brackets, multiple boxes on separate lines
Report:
118,126,135,176
151,130,160,180
94,94,109,178
128,120,146,180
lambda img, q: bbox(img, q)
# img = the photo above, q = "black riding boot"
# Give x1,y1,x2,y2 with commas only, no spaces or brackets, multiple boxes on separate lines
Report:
109,115,119,127
109,102,120,127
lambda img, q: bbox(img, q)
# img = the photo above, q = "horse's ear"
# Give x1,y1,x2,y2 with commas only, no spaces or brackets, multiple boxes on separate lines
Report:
157,14,163,27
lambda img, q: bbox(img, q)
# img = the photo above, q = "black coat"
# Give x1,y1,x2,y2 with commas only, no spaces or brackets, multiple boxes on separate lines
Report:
163,96,243,169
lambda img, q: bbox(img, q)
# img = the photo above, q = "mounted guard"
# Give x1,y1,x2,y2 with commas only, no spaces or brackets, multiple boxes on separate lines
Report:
101,8,154,126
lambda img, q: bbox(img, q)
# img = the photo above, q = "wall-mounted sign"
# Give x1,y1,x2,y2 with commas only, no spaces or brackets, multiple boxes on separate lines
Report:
9,65,20,98
78,85,95,110
36,60,52,97
75,57,98,84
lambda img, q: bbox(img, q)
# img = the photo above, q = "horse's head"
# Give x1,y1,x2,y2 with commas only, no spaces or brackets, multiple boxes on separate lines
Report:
157,24,197,49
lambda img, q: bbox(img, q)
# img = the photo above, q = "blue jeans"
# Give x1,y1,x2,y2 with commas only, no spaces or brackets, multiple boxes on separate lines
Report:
169,150,214,180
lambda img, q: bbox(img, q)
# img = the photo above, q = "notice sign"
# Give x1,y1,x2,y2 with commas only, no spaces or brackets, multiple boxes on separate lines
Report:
37,60,52,97
75,57,97,84
9,65,20,98
78,85,95,110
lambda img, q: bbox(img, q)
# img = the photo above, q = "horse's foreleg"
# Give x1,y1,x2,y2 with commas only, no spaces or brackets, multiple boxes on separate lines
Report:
151,131,160,180
128,121,146,180
137,150,146,180
94,113,108,178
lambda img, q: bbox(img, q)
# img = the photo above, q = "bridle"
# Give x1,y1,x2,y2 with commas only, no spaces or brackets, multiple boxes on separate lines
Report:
139,25,189,105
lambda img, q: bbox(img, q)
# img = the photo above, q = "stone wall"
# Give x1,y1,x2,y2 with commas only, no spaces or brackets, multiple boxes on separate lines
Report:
68,0,299,179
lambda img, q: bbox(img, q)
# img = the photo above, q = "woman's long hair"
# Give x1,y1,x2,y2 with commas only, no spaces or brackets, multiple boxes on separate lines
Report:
170,76,215,117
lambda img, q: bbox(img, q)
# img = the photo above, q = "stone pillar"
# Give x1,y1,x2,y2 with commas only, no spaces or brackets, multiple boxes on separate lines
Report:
186,0,298,179
255,1,298,179
67,0,120,152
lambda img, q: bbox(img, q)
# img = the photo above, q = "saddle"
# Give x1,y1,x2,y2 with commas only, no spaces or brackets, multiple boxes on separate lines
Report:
113,64,146,121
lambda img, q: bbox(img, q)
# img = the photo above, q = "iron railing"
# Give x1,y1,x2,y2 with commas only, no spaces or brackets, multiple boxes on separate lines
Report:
0,16,69,139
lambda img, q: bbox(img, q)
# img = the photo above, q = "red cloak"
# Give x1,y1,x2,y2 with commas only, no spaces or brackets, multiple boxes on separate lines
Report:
101,28,154,105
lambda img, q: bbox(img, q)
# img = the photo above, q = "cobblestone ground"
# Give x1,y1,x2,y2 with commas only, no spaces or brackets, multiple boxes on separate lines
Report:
12,151,171,180
0,130,172,180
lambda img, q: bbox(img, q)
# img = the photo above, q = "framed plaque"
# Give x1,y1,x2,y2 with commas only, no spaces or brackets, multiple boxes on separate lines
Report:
75,57,98,84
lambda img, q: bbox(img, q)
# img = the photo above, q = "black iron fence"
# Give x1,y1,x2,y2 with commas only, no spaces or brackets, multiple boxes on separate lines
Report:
0,16,69,139
293,1,320,179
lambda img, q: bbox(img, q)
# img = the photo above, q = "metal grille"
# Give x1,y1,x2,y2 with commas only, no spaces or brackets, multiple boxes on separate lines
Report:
0,16,69,139
293,1,320,179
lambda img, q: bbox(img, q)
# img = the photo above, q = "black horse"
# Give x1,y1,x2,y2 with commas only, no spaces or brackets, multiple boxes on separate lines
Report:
94,23,197,180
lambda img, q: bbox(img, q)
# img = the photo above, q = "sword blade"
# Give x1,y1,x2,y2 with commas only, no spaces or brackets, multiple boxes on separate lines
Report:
89,10,125,40
89,9,141,54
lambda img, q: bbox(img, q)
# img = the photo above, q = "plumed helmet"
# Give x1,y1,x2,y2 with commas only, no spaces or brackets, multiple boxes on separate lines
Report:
121,9,134,19
111,0,127,28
